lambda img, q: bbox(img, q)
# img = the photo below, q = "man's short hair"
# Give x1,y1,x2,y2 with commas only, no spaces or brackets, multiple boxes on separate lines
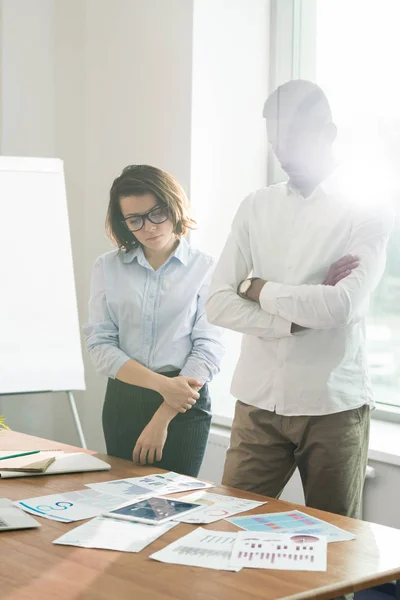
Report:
263,80,332,129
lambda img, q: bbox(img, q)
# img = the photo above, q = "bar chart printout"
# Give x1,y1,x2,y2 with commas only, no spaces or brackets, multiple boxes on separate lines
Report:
150,527,241,571
229,531,327,572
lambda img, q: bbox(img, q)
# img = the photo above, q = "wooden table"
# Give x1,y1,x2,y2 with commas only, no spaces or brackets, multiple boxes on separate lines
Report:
0,430,95,454
1,432,400,600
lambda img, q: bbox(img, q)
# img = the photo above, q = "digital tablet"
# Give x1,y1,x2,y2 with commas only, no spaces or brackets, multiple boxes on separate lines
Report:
102,496,203,525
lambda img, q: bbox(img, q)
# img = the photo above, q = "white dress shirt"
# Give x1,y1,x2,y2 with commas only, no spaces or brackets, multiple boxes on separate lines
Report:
206,171,393,415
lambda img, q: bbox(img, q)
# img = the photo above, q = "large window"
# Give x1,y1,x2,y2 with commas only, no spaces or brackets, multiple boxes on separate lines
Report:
190,0,269,423
315,0,400,409
200,1,400,422
272,0,400,411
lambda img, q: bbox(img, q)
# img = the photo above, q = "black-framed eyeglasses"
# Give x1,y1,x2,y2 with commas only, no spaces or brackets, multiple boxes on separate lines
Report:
121,205,168,233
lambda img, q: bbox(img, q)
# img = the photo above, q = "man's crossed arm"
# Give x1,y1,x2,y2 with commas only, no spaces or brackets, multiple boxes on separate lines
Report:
206,200,392,337
246,255,359,333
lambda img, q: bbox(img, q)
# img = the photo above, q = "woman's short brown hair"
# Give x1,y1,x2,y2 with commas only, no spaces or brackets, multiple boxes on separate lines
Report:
106,164,196,251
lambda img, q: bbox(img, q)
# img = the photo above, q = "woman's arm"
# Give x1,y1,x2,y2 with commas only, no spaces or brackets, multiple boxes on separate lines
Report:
132,383,202,465
84,257,202,412
132,402,177,465
83,257,134,378
116,360,201,412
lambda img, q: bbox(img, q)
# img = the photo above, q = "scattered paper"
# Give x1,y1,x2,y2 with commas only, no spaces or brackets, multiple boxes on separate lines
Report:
175,491,266,524
86,472,213,501
15,489,126,522
53,516,177,552
150,527,240,571
228,510,355,543
229,531,327,571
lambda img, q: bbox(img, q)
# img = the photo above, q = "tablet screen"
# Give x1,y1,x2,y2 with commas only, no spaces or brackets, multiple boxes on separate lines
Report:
109,497,201,523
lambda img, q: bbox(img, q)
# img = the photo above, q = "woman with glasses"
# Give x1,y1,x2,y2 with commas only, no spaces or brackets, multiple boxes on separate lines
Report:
83,165,224,476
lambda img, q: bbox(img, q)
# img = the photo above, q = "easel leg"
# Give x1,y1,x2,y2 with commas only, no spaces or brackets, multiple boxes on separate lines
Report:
66,391,87,449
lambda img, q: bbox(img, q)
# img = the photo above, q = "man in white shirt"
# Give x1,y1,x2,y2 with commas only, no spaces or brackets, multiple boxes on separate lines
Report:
206,80,393,522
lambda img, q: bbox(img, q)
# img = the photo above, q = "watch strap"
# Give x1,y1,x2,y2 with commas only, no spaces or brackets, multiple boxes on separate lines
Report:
237,277,260,298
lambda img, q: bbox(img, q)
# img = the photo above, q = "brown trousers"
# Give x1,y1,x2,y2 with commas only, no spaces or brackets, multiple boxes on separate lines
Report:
223,401,370,519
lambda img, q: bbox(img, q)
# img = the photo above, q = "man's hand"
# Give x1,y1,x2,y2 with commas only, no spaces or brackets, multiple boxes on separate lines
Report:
132,415,169,465
323,255,359,286
291,323,307,333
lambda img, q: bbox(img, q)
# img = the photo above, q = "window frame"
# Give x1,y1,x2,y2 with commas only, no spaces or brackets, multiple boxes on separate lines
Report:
267,0,400,424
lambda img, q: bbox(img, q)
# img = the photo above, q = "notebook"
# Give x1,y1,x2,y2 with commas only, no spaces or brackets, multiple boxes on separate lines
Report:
0,451,63,472
0,452,111,478
0,498,40,531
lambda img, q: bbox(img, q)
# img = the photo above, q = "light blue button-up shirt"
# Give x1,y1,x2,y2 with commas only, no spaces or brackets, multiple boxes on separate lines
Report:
83,238,224,384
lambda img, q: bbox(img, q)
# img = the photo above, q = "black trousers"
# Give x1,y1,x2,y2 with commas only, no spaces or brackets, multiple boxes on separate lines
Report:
102,372,212,477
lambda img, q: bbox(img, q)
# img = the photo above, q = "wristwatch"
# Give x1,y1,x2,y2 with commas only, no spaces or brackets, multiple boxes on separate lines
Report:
237,277,260,299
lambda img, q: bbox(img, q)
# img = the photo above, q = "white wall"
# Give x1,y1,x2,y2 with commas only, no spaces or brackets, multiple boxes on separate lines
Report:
82,0,195,451
0,0,269,449
0,0,63,439
0,0,194,449
1,0,56,156
363,460,400,529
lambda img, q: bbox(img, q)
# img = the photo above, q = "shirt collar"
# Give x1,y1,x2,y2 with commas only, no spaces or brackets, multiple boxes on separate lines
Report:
317,164,344,195
172,237,190,265
286,163,343,199
119,237,189,267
